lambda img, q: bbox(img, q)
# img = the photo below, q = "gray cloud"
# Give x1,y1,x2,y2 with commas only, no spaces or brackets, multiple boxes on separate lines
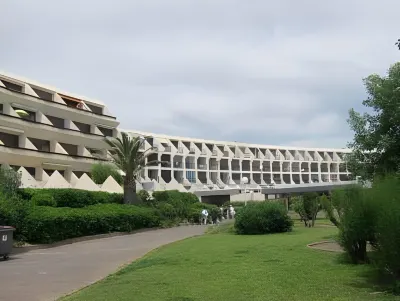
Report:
1,0,400,148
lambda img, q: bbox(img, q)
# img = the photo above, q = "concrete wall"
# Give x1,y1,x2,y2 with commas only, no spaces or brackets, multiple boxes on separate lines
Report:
230,192,265,202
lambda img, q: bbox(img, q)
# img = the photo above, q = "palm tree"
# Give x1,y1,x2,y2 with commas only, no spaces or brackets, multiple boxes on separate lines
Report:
105,132,163,204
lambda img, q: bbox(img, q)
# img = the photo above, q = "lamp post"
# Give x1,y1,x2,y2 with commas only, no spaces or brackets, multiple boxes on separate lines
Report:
241,176,249,206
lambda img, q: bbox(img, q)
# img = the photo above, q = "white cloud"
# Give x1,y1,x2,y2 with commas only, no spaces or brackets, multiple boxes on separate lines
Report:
1,0,400,148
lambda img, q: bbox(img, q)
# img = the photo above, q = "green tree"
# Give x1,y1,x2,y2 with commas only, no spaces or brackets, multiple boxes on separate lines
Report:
347,62,400,180
105,133,163,204
292,193,320,227
91,163,123,185
0,166,21,197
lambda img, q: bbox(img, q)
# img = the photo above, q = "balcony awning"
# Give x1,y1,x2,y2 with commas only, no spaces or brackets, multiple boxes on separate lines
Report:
58,93,82,103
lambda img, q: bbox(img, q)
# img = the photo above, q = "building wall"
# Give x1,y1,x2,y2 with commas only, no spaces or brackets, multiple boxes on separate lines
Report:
0,73,119,188
125,130,353,193
0,72,353,193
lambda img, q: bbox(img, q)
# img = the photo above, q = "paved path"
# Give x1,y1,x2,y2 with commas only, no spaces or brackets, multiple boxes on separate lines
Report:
0,226,205,301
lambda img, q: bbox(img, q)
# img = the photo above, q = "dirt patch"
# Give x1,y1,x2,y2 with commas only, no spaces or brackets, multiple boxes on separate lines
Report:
308,241,344,253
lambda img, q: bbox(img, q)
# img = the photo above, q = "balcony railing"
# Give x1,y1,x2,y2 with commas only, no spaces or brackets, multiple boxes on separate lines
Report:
189,148,196,154
210,164,218,170
164,146,171,152
262,167,271,172
177,147,184,154
231,166,240,171
252,166,261,171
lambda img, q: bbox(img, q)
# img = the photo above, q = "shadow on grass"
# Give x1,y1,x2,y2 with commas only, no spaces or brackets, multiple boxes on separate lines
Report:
335,252,399,295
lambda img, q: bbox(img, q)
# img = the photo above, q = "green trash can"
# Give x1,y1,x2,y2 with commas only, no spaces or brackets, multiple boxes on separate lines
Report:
0,226,15,260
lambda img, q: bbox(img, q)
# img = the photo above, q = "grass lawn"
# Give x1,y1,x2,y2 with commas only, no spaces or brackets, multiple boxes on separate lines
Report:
62,222,399,301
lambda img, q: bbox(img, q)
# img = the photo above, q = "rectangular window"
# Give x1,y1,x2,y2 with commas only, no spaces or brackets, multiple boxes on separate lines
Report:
29,137,50,152
13,107,36,122
74,121,91,134
46,115,65,129
0,132,19,147
1,80,23,92
98,126,113,137
186,171,196,183
32,87,53,101
85,103,103,115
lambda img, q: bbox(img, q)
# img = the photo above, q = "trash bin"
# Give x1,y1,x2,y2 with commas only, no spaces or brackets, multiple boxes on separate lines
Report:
0,226,15,260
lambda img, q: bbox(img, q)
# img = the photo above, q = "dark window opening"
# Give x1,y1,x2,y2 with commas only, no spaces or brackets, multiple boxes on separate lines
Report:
74,121,91,134
1,80,23,92
85,103,103,115
0,104,3,113
46,115,65,129
59,143,78,156
29,137,50,152
0,132,19,147
32,87,53,101
98,126,113,137
13,107,36,122
25,167,36,177
44,169,65,177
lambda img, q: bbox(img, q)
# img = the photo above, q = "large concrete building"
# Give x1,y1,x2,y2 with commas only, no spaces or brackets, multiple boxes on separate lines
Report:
0,72,119,188
126,130,353,194
0,72,353,192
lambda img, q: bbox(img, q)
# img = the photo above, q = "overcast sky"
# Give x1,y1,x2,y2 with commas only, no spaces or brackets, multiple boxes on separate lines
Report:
1,1,399,148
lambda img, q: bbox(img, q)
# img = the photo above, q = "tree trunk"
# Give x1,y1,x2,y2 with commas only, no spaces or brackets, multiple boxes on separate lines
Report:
123,178,139,205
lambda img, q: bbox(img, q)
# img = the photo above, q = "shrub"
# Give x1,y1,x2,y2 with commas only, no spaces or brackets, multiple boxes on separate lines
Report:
321,189,347,228
292,193,321,227
22,204,160,243
0,196,32,241
31,193,56,207
372,176,400,282
152,190,199,219
338,185,376,264
18,188,123,208
0,167,21,197
235,202,293,235
138,190,154,206
91,163,123,185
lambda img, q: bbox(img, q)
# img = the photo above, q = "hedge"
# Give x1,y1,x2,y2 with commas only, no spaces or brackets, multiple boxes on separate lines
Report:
18,188,123,208
21,204,160,243
235,202,293,235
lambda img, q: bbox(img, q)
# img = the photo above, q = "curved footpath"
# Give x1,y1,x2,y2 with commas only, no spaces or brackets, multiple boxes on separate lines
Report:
0,226,206,301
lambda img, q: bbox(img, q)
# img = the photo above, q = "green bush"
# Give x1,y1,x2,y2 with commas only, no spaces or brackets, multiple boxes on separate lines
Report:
137,190,155,206
338,185,376,264
0,196,32,241
234,202,293,235
152,190,199,218
22,204,160,243
18,188,123,208
91,163,123,185
372,176,400,283
31,193,56,207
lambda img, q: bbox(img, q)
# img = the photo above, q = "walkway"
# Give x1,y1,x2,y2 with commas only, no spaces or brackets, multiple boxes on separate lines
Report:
0,226,205,301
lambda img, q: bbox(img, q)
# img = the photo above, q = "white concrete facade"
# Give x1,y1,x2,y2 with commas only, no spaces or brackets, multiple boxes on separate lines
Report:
0,72,119,188
125,130,353,193
0,72,352,193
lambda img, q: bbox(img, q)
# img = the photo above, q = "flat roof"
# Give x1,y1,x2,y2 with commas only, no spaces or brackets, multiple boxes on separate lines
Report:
122,129,352,153
0,71,105,107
